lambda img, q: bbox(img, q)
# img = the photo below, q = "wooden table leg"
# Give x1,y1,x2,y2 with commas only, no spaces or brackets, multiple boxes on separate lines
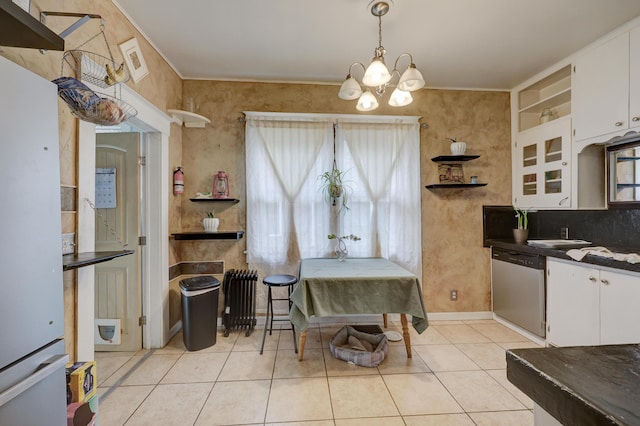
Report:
400,314,412,358
298,330,307,361
383,313,388,328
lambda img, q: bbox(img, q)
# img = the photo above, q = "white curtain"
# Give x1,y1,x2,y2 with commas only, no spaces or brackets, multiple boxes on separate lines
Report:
245,113,333,273
245,112,421,279
336,119,422,277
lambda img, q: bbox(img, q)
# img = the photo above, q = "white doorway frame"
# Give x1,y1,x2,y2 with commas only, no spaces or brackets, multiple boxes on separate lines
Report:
77,83,171,360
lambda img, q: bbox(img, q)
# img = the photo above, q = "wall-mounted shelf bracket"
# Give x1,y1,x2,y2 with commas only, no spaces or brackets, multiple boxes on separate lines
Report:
168,109,211,128
40,11,102,40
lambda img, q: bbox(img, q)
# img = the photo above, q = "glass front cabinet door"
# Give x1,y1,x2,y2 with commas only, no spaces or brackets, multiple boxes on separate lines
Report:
513,116,572,208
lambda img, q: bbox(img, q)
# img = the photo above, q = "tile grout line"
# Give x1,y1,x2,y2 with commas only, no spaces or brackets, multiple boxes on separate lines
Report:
99,348,156,402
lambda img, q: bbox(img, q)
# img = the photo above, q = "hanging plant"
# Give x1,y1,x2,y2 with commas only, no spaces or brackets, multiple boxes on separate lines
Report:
319,165,350,211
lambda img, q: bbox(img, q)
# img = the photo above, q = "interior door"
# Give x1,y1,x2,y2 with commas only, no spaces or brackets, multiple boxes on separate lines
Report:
95,132,142,352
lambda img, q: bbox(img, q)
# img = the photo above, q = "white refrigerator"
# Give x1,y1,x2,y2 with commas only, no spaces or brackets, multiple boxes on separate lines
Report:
0,55,68,425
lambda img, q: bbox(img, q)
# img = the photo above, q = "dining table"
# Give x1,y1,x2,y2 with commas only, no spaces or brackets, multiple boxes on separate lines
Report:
289,257,428,361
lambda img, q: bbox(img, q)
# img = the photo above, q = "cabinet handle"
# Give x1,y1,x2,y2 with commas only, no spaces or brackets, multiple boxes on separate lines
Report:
589,276,597,282
633,116,640,122
559,196,569,206
601,278,610,285
615,121,624,127
562,162,568,166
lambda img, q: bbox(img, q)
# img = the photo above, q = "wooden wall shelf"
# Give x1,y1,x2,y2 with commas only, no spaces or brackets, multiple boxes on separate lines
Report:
172,231,245,240
63,250,135,271
426,183,487,189
189,198,240,203
167,109,211,128
431,155,480,163
0,2,64,50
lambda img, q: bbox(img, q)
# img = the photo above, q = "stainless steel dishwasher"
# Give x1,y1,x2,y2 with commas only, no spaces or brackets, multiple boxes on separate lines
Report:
491,247,546,337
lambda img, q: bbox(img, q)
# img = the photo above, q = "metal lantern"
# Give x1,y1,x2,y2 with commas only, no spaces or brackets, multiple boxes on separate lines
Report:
213,171,229,198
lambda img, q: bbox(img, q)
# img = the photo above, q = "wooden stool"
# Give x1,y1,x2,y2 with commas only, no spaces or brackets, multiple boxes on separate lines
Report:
260,274,298,354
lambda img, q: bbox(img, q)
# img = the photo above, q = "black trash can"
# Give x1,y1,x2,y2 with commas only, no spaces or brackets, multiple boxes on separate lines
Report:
179,276,220,351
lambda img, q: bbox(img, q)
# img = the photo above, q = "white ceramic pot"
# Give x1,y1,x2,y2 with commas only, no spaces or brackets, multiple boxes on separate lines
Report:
203,218,219,232
512,228,529,244
450,141,467,155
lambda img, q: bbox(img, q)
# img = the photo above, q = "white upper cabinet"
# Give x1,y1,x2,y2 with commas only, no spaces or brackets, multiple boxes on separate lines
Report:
573,26,640,143
629,26,640,129
513,116,572,208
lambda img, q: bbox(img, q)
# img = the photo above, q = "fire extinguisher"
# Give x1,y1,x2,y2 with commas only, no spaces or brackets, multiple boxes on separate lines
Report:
173,167,184,195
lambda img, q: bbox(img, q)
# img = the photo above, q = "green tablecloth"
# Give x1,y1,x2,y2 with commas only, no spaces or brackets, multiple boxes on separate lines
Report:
289,258,428,333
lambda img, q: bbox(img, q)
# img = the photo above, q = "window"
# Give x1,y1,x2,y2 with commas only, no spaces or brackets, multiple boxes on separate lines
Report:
245,112,422,278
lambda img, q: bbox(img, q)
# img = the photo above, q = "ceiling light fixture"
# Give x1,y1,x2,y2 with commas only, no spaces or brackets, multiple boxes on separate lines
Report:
338,1,425,111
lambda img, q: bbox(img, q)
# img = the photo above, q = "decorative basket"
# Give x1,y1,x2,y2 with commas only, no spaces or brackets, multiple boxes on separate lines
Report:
59,88,137,126
63,50,130,89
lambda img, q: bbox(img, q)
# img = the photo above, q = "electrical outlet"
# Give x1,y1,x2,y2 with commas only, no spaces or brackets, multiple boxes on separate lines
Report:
450,290,458,301
62,233,75,255
560,227,569,239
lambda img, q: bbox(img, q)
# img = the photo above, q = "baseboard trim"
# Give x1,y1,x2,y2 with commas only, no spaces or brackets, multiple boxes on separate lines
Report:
427,311,494,321
168,320,182,340
493,314,546,346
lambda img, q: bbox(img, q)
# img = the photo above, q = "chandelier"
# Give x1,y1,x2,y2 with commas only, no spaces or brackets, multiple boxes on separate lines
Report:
338,1,425,111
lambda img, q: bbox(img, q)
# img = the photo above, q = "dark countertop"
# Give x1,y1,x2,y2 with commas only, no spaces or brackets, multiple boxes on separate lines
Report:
507,345,640,425
486,239,640,274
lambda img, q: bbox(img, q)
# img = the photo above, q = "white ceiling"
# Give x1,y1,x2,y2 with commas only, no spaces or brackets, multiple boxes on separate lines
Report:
113,0,640,90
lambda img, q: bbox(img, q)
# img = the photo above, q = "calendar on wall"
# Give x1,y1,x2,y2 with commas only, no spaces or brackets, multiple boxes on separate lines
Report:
96,168,116,208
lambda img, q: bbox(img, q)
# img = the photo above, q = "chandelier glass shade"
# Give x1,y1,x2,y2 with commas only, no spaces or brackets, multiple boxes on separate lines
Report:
356,90,379,111
338,1,425,111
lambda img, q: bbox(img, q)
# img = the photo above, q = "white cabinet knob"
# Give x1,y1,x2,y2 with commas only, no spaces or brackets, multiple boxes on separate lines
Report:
589,276,597,282
601,278,610,285
615,121,624,127
633,116,640,122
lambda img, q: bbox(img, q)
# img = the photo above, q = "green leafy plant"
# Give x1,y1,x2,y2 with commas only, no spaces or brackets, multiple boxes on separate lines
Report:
514,206,528,230
206,211,215,218
445,137,458,143
328,234,361,261
327,234,361,241
319,167,350,211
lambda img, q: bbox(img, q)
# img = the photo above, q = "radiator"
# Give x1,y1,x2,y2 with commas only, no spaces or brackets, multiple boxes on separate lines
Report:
222,269,258,337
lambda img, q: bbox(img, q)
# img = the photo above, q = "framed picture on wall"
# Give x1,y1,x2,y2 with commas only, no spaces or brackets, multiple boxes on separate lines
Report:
118,38,149,83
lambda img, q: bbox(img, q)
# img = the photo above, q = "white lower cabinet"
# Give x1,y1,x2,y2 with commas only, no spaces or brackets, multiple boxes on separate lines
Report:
546,258,640,347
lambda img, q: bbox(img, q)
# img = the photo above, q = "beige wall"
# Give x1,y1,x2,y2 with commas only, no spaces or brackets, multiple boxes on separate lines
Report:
1,0,182,359
180,81,512,314
3,0,511,356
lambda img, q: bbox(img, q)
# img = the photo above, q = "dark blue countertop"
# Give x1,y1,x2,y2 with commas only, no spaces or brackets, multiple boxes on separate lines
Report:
486,239,640,274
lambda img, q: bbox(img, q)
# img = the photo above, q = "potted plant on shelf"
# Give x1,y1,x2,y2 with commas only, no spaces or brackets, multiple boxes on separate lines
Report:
203,211,219,233
328,233,361,261
513,206,529,244
319,165,350,211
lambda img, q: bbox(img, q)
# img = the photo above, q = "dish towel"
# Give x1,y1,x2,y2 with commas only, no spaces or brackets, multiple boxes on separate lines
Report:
566,247,640,264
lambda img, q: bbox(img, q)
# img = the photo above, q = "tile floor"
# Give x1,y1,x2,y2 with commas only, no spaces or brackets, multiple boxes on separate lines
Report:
96,319,541,425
